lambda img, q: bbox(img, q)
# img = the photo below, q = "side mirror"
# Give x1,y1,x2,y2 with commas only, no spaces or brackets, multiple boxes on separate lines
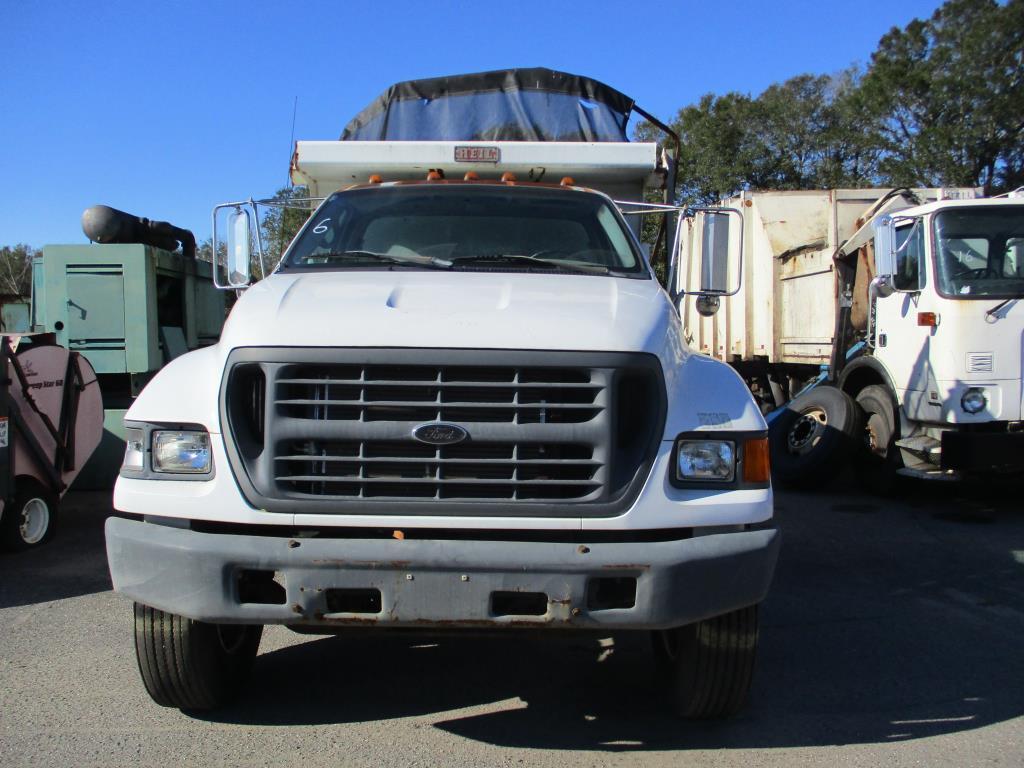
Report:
872,215,897,277
699,211,731,294
226,208,253,286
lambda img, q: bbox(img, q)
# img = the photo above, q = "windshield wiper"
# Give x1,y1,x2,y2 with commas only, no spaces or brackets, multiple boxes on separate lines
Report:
439,253,610,275
986,297,1018,318
296,250,448,268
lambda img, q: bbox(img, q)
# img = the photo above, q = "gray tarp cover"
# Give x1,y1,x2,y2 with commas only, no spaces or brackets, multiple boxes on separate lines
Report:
341,67,635,143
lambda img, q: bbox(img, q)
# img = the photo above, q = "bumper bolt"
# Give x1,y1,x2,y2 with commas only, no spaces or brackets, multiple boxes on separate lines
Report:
406,574,414,581
460,574,470,582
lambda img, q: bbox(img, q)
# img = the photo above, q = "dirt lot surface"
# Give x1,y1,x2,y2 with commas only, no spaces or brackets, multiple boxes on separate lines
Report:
1,484,1022,767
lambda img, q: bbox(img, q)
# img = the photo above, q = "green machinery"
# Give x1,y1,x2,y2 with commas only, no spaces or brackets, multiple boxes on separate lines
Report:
34,218,226,487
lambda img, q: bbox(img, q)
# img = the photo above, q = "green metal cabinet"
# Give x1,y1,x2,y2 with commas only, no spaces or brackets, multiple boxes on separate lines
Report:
35,244,224,374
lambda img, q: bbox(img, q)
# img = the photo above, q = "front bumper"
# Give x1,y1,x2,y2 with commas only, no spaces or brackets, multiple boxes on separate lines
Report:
941,428,1024,472
105,517,780,630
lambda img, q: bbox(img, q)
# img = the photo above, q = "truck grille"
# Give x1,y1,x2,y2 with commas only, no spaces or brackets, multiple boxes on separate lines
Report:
222,349,665,518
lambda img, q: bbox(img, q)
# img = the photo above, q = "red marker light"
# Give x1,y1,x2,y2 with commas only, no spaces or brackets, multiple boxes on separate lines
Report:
918,312,939,327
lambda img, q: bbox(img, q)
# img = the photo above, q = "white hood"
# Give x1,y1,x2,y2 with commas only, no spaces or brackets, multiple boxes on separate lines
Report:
219,270,679,355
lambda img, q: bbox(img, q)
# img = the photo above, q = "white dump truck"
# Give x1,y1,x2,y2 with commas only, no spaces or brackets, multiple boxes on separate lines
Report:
678,187,1024,487
105,69,779,717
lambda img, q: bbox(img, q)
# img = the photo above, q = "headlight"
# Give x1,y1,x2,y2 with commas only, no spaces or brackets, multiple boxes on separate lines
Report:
961,388,987,414
122,427,144,471
676,439,735,482
152,430,212,474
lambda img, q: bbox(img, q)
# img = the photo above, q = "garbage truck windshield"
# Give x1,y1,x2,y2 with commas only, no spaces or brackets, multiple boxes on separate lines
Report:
283,185,646,276
934,207,1024,298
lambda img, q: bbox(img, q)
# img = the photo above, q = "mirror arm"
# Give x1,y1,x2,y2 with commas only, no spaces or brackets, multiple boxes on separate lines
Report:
866,275,894,348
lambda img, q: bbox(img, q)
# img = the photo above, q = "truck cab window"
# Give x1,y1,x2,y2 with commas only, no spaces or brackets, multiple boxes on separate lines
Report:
934,207,1024,297
893,222,926,291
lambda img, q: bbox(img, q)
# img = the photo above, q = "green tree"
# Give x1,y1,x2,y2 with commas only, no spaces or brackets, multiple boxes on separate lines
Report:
861,0,1024,193
258,185,313,277
651,68,881,208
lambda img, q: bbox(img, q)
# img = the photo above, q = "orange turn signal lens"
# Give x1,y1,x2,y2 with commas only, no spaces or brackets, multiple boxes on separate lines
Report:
742,437,771,484
368,174,383,184
917,311,939,327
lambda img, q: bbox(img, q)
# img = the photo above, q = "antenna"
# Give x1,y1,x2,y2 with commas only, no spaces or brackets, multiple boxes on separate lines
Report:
286,96,298,188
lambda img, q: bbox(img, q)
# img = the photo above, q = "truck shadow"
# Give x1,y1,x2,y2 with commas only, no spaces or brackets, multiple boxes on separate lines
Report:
0,491,114,609
200,486,1024,751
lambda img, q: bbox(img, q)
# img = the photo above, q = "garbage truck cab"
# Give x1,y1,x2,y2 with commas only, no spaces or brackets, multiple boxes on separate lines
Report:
866,195,1024,476
105,68,779,718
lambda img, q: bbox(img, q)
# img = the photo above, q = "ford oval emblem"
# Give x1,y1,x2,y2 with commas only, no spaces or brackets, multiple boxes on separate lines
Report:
412,423,469,446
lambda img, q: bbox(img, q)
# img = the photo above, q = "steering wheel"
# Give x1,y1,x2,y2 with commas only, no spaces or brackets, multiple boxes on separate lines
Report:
953,265,1000,280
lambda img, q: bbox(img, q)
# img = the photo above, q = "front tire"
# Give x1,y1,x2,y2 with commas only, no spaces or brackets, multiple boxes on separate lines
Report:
855,384,902,494
0,477,59,551
652,605,760,719
134,603,262,711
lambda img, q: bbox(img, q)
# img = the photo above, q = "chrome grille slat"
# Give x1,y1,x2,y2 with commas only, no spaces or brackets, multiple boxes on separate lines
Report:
275,399,602,410
277,378,601,389
275,476,601,486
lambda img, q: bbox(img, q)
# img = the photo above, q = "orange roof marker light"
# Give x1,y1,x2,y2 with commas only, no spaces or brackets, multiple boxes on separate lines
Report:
368,174,383,184
463,171,480,181
560,176,575,187
426,170,443,181
500,172,517,183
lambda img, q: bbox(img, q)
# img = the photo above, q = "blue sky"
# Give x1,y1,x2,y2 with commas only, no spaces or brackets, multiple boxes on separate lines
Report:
0,0,947,248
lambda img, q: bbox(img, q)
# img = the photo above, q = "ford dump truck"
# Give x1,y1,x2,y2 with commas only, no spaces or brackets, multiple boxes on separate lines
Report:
678,188,1024,487
105,69,779,717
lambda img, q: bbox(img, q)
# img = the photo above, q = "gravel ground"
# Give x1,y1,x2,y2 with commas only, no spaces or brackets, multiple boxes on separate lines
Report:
1,482,1022,767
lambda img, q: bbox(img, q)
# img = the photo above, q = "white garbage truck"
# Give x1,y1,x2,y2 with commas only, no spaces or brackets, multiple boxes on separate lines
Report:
677,187,1024,487
105,69,779,716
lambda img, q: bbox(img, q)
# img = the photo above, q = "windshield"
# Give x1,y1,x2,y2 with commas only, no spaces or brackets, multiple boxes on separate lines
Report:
933,207,1024,298
282,185,645,275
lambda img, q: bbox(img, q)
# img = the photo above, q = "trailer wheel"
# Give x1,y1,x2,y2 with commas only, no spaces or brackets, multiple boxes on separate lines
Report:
652,605,759,719
855,385,902,494
769,386,861,486
133,603,262,711
0,477,59,551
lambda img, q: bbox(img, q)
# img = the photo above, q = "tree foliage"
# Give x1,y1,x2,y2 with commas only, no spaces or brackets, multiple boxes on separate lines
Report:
861,0,1024,194
652,0,1024,204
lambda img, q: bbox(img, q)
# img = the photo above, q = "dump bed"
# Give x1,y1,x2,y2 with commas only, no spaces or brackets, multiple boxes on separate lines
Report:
678,188,979,365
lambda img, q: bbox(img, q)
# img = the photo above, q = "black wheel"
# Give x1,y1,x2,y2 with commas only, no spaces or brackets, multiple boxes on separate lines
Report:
855,384,902,494
133,603,262,711
769,386,861,487
0,477,59,551
652,605,760,719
